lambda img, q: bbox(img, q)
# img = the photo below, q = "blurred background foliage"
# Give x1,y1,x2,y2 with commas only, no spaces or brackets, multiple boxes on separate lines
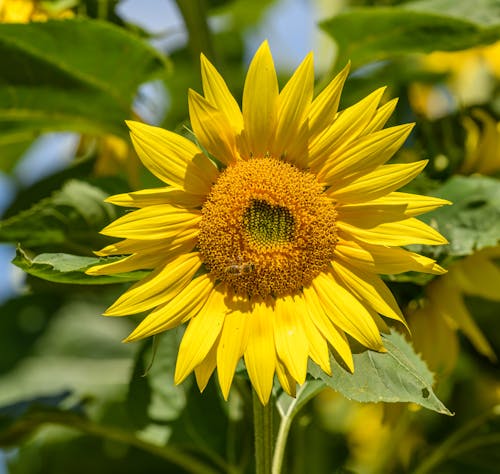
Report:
0,0,499,473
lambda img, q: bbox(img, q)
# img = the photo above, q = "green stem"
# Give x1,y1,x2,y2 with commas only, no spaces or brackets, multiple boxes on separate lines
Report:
271,408,292,474
253,390,274,474
175,0,216,64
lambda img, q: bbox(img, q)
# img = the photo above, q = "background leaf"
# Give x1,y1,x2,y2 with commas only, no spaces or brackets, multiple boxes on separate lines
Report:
321,3,500,70
0,179,117,250
414,175,500,258
0,18,168,146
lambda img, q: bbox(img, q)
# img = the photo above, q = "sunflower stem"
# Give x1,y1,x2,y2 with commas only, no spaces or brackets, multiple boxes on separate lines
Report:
252,390,274,474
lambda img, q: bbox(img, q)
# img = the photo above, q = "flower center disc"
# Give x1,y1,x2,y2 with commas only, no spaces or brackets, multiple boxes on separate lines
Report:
198,157,338,298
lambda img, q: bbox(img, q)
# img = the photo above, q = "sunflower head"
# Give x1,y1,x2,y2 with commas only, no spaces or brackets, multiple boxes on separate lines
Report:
88,41,450,404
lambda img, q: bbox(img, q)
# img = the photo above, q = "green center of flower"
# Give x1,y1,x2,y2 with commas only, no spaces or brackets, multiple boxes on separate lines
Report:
243,199,295,246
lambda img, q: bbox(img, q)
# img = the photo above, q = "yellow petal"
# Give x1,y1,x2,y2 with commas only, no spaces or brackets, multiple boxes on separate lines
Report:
335,240,446,275
106,187,203,208
217,297,251,400
100,204,201,240
308,62,350,141
174,285,227,384
126,120,219,195
87,252,164,275
241,41,278,157
312,272,385,352
272,53,314,162
200,53,243,135
276,359,297,398
103,252,203,316
195,341,218,392
188,89,238,165
319,123,414,185
274,295,309,384
338,192,451,218
332,260,406,324
124,274,215,341
338,217,448,246
296,294,332,375
302,285,353,372
363,98,399,134
309,87,386,166
244,299,276,405
327,161,428,204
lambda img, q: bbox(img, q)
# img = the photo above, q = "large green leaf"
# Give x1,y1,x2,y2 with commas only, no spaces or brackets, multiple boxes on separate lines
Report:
12,247,148,284
0,18,168,146
0,179,116,249
321,2,500,70
415,175,500,259
308,331,452,415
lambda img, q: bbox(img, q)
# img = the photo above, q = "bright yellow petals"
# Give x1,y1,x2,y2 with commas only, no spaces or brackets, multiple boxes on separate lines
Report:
103,253,203,316
274,296,309,384
272,53,313,162
328,161,429,204
363,98,399,134
174,285,227,385
338,192,450,219
302,285,353,372
217,299,251,399
106,187,203,209
188,89,238,165
100,205,201,240
339,217,448,246
332,261,405,325
309,87,386,167
244,300,277,405
88,41,449,404
126,121,219,195
318,123,414,184
313,273,385,352
200,53,243,135
241,41,278,157
124,274,215,342
335,240,445,275
308,62,350,141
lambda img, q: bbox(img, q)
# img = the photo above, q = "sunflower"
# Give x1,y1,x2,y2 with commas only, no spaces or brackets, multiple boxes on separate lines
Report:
88,42,449,404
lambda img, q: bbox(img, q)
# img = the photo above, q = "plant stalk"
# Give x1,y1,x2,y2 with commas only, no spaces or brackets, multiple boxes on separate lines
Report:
252,390,274,474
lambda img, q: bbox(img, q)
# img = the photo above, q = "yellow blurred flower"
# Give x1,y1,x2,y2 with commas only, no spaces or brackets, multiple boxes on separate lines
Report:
409,246,499,375
409,41,500,119
461,109,500,175
0,0,74,22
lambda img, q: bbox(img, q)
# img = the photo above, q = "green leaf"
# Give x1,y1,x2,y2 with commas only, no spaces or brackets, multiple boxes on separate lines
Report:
0,18,168,144
0,179,116,249
321,3,500,70
12,246,148,284
308,331,452,415
127,332,188,428
415,175,500,259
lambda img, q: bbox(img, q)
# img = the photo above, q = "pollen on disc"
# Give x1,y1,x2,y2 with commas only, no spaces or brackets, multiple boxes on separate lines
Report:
198,157,338,299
